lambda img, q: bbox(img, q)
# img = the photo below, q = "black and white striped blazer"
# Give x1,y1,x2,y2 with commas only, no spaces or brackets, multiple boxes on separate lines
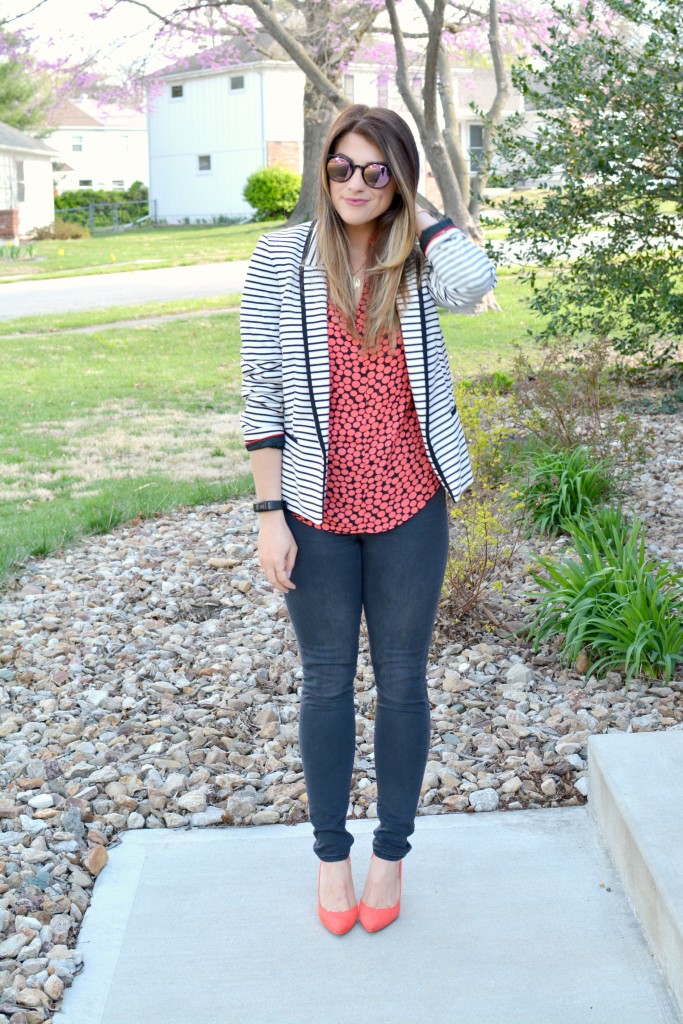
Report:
239,217,497,524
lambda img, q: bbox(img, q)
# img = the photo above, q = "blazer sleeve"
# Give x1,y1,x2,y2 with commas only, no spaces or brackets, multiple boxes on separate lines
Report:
418,217,497,311
239,232,286,451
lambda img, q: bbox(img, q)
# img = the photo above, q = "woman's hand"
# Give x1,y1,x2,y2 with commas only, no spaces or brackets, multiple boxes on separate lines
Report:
415,204,438,237
257,514,298,593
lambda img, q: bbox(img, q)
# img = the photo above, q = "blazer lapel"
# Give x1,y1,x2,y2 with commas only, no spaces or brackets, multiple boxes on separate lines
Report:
399,258,429,423
299,222,330,442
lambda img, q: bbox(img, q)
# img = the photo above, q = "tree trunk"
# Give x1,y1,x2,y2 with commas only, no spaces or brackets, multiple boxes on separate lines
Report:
287,81,336,225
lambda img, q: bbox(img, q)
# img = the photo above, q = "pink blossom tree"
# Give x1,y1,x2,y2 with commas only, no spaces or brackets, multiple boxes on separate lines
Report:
0,19,103,132
102,0,554,228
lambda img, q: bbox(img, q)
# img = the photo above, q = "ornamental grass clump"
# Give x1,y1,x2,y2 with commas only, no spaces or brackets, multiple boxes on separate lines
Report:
522,504,683,688
511,443,614,537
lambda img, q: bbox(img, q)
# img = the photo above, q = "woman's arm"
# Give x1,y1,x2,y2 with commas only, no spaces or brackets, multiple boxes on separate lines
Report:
240,232,286,450
240,233,297,593
249,447,297,593
415,206,497,311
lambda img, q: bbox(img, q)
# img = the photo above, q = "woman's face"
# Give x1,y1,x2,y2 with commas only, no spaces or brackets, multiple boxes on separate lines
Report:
327,131,398,234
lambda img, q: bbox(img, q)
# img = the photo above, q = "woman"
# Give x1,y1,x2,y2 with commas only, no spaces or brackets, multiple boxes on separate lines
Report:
240,104,496,935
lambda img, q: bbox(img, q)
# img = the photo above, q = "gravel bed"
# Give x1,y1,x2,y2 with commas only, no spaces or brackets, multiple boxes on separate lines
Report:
0,407,681,1022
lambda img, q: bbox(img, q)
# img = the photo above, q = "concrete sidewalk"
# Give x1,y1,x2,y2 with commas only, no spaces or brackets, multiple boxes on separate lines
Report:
0,261,249,320
53,806,681,1024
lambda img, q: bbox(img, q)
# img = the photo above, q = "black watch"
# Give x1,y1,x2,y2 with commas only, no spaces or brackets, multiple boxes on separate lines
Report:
253,499,287,512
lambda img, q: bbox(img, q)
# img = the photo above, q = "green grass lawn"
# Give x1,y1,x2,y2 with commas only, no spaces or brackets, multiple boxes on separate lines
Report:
0,216,512,283
0,295,241,335
0,220,286,281
0,269,542,590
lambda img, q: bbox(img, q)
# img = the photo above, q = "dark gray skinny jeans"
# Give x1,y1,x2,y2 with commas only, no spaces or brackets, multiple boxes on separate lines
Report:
283,485,450,863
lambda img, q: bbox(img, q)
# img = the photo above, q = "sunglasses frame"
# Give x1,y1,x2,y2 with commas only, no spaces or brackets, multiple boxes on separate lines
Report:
326,152,393,189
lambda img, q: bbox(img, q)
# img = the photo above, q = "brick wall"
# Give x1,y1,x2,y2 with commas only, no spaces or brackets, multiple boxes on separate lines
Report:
0,209,19,239
267,142,301,173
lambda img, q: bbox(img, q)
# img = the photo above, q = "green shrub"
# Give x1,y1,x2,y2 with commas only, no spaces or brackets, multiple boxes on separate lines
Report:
33,219,91,240
55,182,149,228
511,444,614,537
522,504,683,687
507,337,652,483
243,165,301,220
441,376,530,622
454,378,520,488
442,485,529,623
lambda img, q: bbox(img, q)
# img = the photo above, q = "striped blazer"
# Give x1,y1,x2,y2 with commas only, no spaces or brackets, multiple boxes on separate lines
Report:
239,217,497,524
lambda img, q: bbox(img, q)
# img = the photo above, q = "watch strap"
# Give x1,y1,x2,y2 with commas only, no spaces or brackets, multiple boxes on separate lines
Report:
253,499,287,512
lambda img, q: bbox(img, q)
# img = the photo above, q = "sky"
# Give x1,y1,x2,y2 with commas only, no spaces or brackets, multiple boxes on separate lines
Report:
1,0,430,74
0,0,180,73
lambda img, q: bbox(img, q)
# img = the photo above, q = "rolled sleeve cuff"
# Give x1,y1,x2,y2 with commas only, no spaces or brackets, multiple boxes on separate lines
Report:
419,217,459,254
245,433,285,452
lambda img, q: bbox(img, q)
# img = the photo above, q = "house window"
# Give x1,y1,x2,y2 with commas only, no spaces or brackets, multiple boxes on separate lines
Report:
120,134,129,152
230,75,245,91
343,74,354,102
377,79,388,108
15,160,25,203
469,124,484,172
112,180,125,189
79,179,93,187
72,134,83,152
198,155,211,172
171,84,184,99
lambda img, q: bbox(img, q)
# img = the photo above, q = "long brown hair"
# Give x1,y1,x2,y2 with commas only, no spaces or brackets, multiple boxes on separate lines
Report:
314,104,425,355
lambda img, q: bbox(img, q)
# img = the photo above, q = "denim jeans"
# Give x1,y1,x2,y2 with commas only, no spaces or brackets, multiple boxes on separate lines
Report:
283,486,450,863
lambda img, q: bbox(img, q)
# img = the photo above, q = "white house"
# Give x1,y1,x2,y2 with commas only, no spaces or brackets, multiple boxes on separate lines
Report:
45,98,148,193
0,121,56,239
147,41,524,223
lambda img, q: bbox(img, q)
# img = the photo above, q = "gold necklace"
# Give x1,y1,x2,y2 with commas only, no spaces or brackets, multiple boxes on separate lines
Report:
352,261,367,290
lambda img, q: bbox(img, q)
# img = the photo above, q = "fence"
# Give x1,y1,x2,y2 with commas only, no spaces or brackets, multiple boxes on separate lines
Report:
58,200,149,234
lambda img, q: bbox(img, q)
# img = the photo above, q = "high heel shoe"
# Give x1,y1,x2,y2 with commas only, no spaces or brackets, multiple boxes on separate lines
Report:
359,852,402,932
318,855,359,935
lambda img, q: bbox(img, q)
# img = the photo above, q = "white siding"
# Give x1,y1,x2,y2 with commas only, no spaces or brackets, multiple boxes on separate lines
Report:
149,69,268,222
0,150,54,236
47,127,148,192
19,156,55,234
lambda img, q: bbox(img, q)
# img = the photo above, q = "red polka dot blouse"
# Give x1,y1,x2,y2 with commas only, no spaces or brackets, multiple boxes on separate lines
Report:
291,282,441,534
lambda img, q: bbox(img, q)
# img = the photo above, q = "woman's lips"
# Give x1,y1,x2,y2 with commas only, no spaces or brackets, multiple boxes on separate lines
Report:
344,198,369,205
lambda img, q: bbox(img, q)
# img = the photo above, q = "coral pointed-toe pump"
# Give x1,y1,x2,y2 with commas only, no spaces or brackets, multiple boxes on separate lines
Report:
359,852,402,932
317,855,359,935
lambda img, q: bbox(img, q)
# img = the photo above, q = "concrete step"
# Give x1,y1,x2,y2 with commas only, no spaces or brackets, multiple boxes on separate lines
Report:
53,807,681,1024
588,730,683,1020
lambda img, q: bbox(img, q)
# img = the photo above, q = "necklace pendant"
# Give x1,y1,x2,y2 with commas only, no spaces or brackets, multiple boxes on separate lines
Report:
353,276,361,289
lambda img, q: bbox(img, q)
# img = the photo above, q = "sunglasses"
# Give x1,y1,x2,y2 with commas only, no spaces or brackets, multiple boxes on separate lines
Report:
326,153,393,189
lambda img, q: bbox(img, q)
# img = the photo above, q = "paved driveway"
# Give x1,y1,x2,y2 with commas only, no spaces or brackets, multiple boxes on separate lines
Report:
0,261,250,320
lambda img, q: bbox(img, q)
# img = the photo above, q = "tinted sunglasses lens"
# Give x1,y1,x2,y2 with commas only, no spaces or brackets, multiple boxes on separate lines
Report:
327,156,352,182
364,164,391,188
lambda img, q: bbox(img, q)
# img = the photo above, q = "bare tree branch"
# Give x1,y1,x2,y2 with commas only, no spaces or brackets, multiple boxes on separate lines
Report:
469,0,509,218
385,0,425,134
1,0,51,23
